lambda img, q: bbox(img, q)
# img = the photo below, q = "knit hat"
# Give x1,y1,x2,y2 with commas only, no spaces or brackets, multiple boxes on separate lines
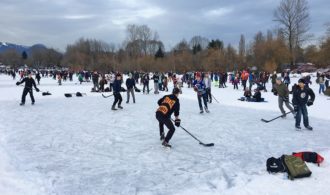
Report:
298,78,305,84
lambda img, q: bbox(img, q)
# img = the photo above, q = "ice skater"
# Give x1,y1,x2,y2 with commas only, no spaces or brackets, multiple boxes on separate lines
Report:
16,71,39,106
156,87,181,148
292,79,315,130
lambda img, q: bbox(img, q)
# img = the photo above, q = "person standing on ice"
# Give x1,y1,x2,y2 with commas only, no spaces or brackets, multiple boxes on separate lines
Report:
292,79,315,130
16,71,39,106
111,74,123,110
204,72,212,103
126,73,136,103
152,72,160,94
142,73,150,94
193,72,209,113
273,77,294,118
156,87,181,148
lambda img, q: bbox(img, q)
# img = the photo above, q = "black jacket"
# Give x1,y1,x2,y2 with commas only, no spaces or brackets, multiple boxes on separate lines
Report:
156,94,180,118
153,74,159,83
292,86,315,106
113,79,122,93
126,78,136,89
17,77,37,90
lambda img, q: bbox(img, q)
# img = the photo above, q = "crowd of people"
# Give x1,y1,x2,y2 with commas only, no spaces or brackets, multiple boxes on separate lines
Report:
1,67,329,147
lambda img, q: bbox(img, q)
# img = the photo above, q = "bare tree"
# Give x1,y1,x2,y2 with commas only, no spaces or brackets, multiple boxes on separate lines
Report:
274,0,310,66
239,34,246,63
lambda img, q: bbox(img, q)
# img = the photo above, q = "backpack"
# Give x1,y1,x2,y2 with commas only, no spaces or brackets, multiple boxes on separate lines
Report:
283,155,312,180
292,152,324,166
266,156,286,173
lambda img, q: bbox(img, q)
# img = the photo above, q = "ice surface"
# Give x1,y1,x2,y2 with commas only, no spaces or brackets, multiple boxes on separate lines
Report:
0,74,329,195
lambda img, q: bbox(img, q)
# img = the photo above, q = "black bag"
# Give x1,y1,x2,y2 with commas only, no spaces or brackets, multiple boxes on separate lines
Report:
135,87,141,92
266,156,286,173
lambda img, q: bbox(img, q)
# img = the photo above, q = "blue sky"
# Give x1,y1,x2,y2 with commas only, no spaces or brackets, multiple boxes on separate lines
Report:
0,0,329,51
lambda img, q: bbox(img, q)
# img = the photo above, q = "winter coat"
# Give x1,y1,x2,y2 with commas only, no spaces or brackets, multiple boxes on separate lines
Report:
274,83,289,97
156,94,180,118
113,79,122,93
193,79,206,95
126,78,136,89
17,77,37,89
204,77,212,89
292,86,315,106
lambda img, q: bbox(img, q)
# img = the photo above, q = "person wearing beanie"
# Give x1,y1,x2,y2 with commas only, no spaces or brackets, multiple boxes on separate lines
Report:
126,73,136,103
292,79,315,130
156,87,181,148
273,77,294,118
16,71,40,106
112,74,123,110
193,73,209,113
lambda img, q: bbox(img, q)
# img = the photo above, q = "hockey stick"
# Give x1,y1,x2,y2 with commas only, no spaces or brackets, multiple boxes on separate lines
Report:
172,119,214,147
102,94,113,98
211,94,219,103
261,111,293,123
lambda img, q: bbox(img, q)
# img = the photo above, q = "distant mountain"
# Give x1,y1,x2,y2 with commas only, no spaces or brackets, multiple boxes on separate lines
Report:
0,42,47,55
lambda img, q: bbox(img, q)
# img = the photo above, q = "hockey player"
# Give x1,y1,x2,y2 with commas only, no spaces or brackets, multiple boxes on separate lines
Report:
156,88,181,148
292,79,315,130
112,73,123,110
193,72,209,113
16,71,40,106
126,73,136,103
273,77,294,118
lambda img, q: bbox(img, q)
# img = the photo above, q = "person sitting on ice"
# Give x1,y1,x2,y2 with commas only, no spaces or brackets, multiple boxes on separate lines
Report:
239,89,264,102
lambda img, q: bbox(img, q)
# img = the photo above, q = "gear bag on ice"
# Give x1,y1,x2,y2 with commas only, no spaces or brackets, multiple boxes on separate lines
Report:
283,155,312,180
292,152,324,166
266,156,286,173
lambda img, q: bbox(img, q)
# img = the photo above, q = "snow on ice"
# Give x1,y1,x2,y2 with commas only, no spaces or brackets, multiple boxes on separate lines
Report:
0,74,329,195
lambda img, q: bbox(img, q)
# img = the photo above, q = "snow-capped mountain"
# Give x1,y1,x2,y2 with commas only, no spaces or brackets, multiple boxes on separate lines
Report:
0,42,47,54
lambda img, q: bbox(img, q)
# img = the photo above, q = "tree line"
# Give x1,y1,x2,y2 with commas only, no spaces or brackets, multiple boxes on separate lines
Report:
1,0,329,73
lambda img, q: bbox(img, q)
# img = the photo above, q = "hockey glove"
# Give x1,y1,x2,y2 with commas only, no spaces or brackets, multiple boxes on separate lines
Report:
16,82,20,86
307,100,313,107
36,88,40,92
174,119,181,127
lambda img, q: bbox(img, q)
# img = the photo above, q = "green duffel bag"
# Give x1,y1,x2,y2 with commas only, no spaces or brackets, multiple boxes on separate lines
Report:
283,155,312,180
324,88,330,96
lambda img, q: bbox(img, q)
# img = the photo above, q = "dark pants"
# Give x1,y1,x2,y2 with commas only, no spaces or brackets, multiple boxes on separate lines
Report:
156,113,175,143
234,83,238,89
21,88,35,104
143,83,149,93
242,80,247,90
198,94,208,110
295,105,309,127
112,93,122,107
206,88,212,103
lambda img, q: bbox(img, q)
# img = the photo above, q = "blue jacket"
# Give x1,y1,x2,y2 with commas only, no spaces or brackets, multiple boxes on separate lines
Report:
193,80,206,95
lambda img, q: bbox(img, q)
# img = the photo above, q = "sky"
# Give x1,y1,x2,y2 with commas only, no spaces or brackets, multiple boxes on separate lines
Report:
0,0,329,52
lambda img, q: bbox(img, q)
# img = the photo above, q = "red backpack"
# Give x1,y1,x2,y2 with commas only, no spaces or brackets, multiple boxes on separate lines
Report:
292,152,324,166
